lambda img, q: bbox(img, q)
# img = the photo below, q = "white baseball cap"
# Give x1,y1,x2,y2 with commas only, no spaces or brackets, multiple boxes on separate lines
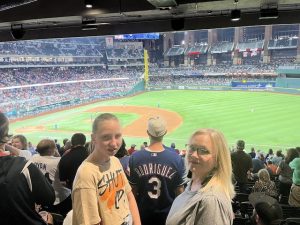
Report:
147,116,167,138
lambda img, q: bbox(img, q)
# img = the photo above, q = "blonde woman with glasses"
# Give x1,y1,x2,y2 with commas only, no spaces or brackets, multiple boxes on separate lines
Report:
166,128,235,225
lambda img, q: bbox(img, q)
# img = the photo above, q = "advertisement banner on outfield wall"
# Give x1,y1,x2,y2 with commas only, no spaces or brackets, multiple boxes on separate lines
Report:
148,86,230,91
231,81,276,89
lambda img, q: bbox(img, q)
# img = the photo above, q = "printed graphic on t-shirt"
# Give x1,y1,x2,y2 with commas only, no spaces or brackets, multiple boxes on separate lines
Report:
32,162,53,184
121,214,132,225
97,168,126,210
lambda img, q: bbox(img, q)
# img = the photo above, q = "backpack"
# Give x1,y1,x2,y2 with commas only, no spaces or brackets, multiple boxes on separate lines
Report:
0,157,31,207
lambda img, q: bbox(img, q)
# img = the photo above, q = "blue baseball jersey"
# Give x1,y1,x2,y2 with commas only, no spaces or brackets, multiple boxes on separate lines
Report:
128,148,185,225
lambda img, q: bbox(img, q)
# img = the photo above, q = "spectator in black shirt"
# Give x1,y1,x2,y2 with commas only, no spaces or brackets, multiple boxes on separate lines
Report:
59,133,88,190
231,140,253,193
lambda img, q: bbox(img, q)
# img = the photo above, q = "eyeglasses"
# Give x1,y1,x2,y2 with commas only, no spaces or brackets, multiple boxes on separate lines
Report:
187,145,211,156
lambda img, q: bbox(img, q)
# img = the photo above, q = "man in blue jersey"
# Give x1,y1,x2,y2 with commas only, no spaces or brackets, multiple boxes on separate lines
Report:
128,116,185,225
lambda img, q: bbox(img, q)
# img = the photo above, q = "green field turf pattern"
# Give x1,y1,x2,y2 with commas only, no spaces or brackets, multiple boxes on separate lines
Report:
9,90,300,153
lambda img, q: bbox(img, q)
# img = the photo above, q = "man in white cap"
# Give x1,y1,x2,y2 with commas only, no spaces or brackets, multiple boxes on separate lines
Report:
128,116,185,225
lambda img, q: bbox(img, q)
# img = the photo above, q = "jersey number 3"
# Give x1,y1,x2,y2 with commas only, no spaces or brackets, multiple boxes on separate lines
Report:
148,177,161,199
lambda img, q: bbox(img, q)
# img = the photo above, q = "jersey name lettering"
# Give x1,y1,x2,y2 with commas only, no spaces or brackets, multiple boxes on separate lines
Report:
134,163,176,179
33,162,47,171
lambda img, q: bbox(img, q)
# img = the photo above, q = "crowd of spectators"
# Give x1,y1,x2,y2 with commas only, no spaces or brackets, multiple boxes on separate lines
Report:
149,63,278,76
0,40,143,61
149,76,235,86
0,67,142,87
0,67,143,116
106,48,144,59
0,39,144,69
1,79,139,114
146,58,300,86
268,38,298,49
0,40,104,57
269,57,299,67
0,58,105,66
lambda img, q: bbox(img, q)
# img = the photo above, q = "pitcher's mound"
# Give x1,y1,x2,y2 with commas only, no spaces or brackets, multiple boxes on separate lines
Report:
87,106,183,138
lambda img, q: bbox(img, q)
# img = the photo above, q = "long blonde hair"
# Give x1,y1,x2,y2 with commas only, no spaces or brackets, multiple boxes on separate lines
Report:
189,128,235,200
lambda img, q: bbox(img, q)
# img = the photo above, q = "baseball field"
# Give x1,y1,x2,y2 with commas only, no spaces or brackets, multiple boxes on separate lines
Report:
9,90,300,152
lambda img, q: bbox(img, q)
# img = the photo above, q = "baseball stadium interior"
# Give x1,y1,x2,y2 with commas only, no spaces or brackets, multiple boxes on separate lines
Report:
1,0,300,225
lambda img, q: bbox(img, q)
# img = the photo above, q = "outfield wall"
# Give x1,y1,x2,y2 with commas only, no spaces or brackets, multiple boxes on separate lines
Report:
276,78,300,89
147,85,300,94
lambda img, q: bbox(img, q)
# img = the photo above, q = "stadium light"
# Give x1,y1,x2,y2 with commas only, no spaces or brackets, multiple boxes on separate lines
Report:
84,0,94,9
11,24,25,40
231,9,241,21
230,0,241,22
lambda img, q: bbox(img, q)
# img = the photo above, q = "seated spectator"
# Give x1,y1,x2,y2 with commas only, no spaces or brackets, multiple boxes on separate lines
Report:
140,143,145,150
265,149,274,163
249,147,256,159
180,148,187,158
28,141,38,155
59,133,88,190
143,141,148,148
12,134,32,160
54,139,61,152
252,169,278,198
255,150,264,159
0,111,55,225
249,192,283,225
12,134,28,150
272,150,284,166
170,143,180,154
276,148,298,198
288,155,300,207
62,140,72,155
59,138,69,156
266,161,277,176
252,153,266,174
31,139,72,216
128,144,136,155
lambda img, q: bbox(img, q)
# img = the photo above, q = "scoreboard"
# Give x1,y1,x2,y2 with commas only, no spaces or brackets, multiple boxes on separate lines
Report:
114,33,160,40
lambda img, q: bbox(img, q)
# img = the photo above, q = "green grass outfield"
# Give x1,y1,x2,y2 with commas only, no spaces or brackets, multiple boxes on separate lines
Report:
10,90,300,153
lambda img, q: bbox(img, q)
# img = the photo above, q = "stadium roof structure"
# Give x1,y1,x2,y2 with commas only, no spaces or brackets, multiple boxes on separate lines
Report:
0,0,300,42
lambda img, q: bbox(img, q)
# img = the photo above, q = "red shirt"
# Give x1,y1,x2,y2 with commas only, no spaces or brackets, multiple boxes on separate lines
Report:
128,147,136,155
267,164,278,175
